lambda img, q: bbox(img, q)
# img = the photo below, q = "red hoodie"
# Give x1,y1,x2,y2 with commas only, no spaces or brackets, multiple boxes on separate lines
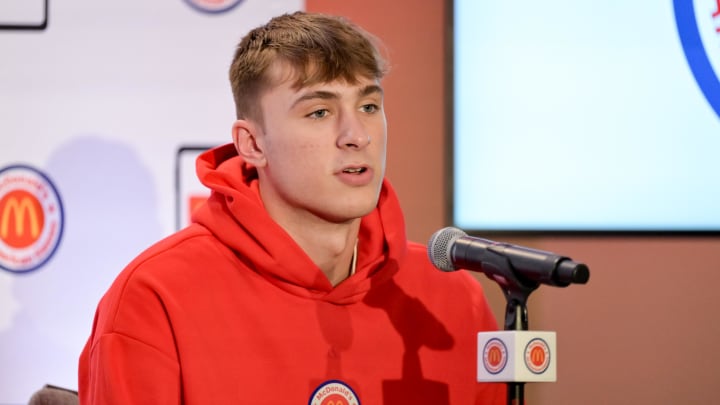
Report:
78,144,505,404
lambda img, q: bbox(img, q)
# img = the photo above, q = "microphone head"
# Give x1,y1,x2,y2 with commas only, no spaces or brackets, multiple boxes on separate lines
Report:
427,227,468,272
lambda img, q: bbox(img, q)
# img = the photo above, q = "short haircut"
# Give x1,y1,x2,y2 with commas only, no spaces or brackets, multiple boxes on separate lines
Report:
229,12,388,122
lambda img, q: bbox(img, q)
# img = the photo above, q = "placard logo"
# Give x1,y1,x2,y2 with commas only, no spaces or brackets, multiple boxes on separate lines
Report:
0,165,64,273
674,0,720,120
524,338,550,374
482,338,508,374
309,380,360,405
183,0,244,14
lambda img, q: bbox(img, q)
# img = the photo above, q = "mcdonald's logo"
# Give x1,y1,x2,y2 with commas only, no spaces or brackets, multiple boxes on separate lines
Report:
524,338,550,374
486,346,503,367
0,165,64,273
0,190,44,249
309,380,360,405
482,338,507,374
529,346,545,366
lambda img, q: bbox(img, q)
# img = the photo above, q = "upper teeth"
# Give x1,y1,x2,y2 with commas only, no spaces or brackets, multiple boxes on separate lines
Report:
344,168,362,173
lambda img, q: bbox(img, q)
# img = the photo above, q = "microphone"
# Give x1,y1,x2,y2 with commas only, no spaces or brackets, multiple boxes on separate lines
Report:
427,227,589,287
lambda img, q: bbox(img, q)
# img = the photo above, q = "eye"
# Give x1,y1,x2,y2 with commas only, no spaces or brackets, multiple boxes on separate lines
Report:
361,104,380,114
307,109,329,119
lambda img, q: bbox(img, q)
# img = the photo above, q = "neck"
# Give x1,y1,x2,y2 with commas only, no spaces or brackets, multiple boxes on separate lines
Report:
303,224,360,286
275,214,361,287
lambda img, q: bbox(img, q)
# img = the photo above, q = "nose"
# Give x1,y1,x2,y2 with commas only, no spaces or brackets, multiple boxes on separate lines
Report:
337,111,371,149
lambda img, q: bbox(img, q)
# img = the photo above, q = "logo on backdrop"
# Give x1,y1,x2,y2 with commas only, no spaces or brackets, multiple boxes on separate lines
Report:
482,338,508,374
674,0,720,120
183,0,244,14
524,338,551,374
0,165,64,273
309,380,360,405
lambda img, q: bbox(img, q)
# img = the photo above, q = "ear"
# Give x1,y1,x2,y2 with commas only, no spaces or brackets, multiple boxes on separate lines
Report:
232,119,267,167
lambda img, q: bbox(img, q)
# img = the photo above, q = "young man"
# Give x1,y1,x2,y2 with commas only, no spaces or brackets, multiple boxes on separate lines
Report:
78,12,504,404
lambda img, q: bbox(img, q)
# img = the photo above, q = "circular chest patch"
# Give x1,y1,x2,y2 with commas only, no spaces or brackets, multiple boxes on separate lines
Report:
309,380,360,405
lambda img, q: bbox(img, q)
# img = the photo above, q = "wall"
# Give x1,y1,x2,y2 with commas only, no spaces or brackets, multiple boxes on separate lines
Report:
308,0,720,403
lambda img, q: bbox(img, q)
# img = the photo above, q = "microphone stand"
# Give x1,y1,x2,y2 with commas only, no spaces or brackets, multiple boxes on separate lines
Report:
476,251,540,405
504,293,532,405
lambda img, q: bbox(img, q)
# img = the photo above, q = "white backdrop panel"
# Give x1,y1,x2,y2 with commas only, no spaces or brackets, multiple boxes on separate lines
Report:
0,0,303,402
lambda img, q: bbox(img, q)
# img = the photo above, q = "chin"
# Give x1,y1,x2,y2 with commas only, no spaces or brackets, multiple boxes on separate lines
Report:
322,201,378,223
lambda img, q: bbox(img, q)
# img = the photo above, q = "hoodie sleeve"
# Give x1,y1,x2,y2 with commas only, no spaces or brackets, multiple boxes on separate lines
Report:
78,262,181,405
79,331,180,404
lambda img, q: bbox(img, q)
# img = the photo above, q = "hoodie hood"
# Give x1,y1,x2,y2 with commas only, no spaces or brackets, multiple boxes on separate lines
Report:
191,143,408,304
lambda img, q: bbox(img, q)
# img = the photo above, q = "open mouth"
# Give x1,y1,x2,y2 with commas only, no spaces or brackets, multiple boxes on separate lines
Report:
343,167,367,174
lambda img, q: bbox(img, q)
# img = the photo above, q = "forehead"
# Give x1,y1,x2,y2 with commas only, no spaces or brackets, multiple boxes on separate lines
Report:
264,60,380,94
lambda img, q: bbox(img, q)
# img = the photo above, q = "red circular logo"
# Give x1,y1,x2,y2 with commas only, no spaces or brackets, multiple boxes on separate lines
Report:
0,189,44,249
524,338,550,374
482,338,508,374
0,165,64,273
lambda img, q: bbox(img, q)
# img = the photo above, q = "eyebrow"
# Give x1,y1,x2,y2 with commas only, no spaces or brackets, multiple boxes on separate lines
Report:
291,84,384,109
359,84,384,98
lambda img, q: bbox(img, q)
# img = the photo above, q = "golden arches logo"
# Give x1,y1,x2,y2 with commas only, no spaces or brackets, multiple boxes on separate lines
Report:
483,338,507,374
529,346,545,366
0,165,64,273
524,338,550,374
0,190,44,248
487,346,503,366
